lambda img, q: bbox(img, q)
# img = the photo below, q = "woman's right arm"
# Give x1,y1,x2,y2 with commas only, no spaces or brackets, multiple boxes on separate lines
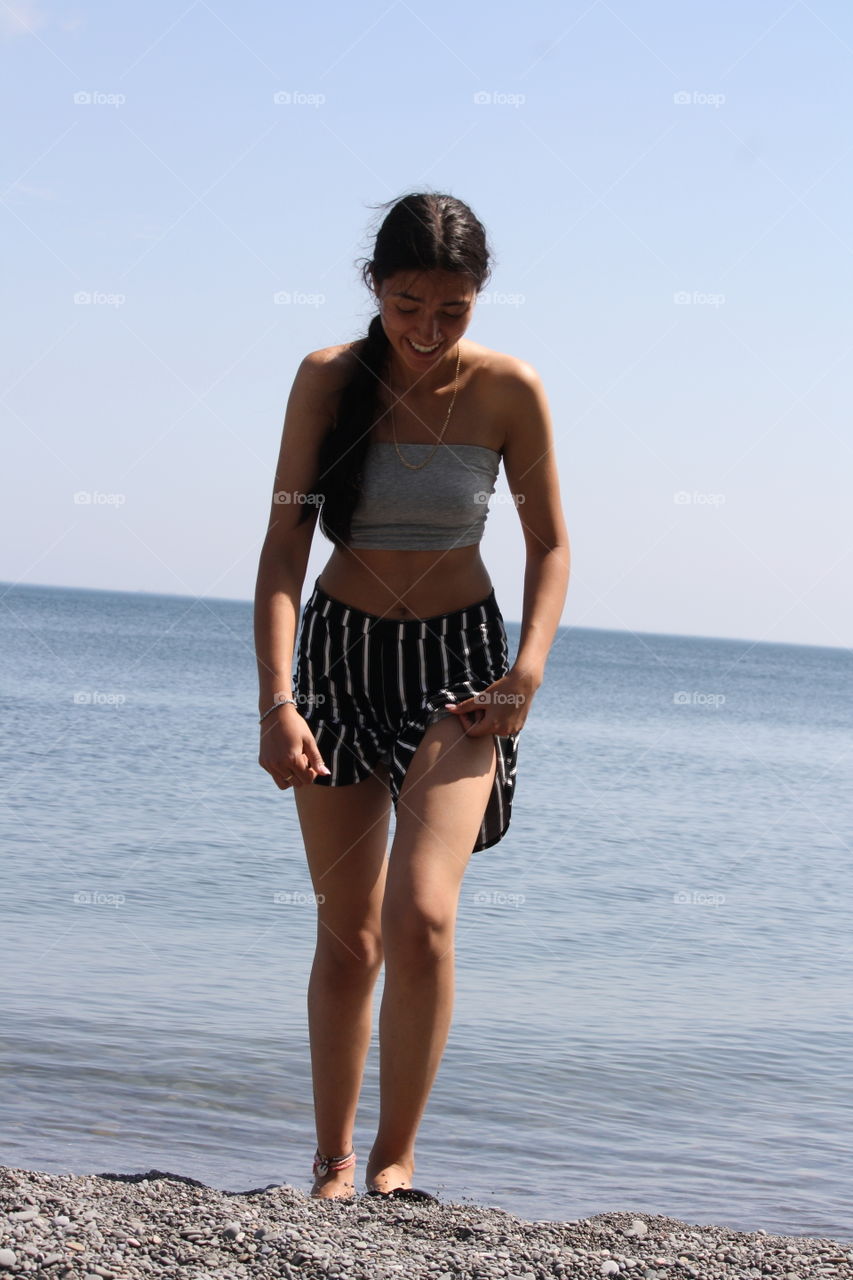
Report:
254,350,338,790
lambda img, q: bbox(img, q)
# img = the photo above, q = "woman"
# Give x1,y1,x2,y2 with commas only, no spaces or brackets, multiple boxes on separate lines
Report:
254,192,569,1202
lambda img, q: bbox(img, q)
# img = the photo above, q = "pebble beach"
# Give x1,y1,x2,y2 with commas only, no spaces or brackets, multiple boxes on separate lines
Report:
2,1165,852,1280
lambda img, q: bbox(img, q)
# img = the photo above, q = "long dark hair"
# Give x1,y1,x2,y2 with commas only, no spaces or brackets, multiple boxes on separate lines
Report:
300,191,493,546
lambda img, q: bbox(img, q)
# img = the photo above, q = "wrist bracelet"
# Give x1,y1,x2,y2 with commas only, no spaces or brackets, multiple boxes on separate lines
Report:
259,697,297,723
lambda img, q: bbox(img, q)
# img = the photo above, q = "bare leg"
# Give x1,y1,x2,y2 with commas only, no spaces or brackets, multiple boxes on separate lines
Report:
365,716,497,1193
294,765,391,1197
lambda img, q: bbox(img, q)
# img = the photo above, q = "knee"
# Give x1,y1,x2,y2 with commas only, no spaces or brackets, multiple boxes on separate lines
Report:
382,905,454,971
314,925,384,981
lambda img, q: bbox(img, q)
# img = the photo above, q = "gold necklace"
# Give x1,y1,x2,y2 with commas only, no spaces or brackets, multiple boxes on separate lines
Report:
390,344,462,470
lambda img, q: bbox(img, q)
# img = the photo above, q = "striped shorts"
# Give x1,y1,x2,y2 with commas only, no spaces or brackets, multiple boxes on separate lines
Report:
292,578,520,853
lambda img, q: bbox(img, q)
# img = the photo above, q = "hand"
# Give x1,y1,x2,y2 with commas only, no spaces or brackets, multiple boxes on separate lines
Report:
442,669,537,738
258,706,331,790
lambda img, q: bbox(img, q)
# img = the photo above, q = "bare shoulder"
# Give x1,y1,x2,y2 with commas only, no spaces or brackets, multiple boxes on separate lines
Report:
470,346,566,551
296,340,362,399
478,344,542,386
276,342,362,462
466,341,548,448
300,339,362,370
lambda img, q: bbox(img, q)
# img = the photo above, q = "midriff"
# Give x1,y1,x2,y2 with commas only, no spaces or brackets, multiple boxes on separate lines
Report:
317,543,493,619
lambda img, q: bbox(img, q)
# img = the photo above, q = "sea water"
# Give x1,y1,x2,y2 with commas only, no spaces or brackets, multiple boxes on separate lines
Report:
1,581,851,1239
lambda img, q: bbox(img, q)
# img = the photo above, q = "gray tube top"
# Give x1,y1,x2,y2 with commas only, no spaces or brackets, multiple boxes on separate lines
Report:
347,442,502,550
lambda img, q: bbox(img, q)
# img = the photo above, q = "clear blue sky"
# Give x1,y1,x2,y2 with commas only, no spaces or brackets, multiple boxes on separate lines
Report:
2,0,851,648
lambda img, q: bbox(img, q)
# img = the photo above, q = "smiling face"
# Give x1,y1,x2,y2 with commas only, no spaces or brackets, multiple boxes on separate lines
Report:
372,268,478,382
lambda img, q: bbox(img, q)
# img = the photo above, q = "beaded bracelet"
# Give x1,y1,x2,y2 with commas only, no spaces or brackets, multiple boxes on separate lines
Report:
259,697,297,724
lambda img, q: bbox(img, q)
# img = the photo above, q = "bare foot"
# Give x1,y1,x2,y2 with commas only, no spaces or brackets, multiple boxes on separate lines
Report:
364,1159,415,1194
311,1159,357,1200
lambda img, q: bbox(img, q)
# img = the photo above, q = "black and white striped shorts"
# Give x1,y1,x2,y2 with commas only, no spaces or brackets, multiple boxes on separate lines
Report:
292,578,520,853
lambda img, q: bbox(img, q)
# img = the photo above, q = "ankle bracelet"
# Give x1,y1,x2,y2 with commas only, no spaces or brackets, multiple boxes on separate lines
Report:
313,1147,356,1177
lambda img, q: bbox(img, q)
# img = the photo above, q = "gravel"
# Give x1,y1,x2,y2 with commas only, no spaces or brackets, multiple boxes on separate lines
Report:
2,1163,852,1279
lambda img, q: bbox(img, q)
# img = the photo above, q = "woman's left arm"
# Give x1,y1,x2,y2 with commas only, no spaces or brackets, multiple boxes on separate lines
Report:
501,359,570,692
446,360,570,738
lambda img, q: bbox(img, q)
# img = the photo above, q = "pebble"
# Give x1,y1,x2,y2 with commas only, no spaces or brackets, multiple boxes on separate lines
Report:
1,1163,852,1280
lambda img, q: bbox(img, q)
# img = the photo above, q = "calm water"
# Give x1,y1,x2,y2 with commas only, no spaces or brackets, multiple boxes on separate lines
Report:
1,581,851,1241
